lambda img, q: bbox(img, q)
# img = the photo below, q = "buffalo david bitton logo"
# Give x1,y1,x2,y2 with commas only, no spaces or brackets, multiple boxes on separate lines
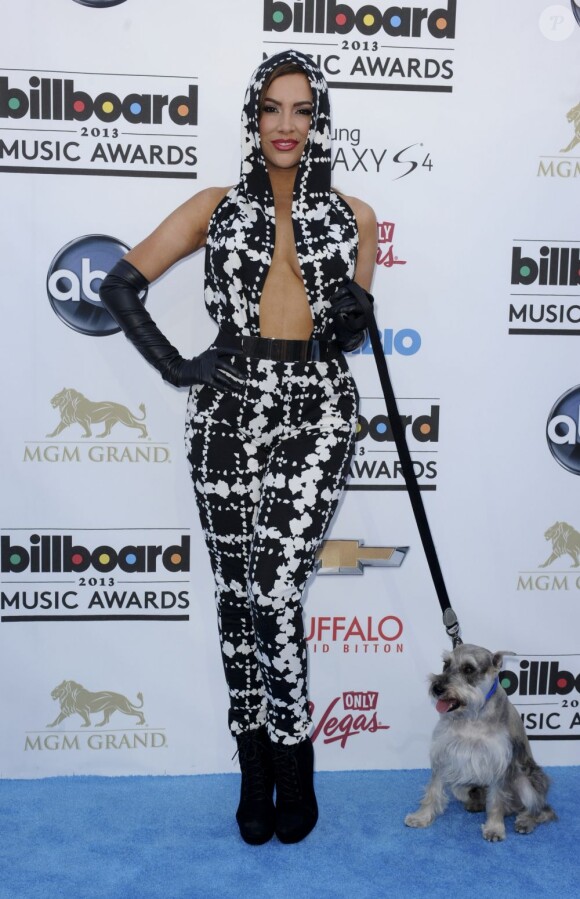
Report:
315,539,408,573
25,679,167,752
23,387,170,465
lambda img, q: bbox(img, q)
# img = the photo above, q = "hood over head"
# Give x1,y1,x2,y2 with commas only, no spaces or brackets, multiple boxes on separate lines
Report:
239,49,332,215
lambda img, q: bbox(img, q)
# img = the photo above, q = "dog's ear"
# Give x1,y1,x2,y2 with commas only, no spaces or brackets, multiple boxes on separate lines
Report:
492,650,516,670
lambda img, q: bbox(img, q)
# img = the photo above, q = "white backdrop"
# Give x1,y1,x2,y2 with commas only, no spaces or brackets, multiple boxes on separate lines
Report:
1,0,580,778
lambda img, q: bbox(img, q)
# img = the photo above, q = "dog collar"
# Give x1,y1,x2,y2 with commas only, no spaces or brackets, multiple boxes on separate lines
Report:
485,677,499,703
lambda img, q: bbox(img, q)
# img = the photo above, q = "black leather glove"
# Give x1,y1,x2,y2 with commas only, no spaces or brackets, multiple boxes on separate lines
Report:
99,258,244,391
329,282,374,352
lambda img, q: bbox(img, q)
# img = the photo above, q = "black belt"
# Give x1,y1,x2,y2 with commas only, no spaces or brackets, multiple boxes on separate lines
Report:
215,330,339,363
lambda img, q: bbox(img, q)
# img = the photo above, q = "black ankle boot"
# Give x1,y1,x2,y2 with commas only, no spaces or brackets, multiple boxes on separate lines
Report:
235,726,275,845
272,736,318,844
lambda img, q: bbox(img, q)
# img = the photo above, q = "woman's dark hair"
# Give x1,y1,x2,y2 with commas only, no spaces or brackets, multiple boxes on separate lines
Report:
258,62,308,113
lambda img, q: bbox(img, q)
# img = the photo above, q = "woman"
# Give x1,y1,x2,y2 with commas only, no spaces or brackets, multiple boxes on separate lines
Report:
99,49,376,845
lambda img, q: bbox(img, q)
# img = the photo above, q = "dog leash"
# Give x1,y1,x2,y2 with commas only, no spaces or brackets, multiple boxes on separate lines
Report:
345,281,463,648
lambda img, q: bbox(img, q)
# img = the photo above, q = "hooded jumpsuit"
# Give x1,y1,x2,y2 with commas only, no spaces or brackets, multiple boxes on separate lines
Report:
185,50,360,746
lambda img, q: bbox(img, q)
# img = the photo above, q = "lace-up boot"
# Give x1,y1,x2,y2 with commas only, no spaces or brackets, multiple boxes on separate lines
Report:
272,736,318,843
235,726,275,845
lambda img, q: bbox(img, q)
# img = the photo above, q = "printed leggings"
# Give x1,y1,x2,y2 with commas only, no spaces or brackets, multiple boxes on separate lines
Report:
185,353,358,745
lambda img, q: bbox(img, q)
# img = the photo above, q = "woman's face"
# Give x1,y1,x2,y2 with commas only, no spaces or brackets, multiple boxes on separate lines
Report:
258,72,313,170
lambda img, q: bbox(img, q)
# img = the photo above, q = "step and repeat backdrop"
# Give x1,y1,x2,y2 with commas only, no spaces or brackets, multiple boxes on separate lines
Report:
1,0,580,778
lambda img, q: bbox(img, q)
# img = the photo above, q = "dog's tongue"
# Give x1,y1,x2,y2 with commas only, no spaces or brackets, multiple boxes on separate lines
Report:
436,699,455,714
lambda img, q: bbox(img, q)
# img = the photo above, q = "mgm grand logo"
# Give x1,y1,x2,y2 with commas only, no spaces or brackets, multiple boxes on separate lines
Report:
538,100,580,179
23,387,170,463
517,521,580,593
25,679,167,751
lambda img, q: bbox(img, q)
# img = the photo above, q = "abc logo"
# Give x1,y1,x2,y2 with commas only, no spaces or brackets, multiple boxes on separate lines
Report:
546,385,580,474
73,1,127,7
46,235,142,336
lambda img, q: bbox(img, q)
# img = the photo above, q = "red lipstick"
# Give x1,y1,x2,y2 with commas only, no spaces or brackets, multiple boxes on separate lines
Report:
272,139,299,151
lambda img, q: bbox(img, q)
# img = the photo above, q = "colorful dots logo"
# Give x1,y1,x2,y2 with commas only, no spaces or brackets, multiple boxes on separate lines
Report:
0,534,190,574
355,405,439,444
263,1,457,39
46,235,140,337
0,75,198,126
511,245,580,288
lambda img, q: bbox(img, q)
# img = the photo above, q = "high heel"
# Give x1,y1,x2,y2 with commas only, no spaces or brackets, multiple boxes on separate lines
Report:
235,726,275,845
272,736,318,843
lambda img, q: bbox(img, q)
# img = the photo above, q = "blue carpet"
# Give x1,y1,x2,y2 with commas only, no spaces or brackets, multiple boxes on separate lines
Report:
0,768,576,899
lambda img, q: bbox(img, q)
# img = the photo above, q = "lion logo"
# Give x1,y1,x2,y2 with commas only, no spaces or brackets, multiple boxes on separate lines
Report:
47,680,146,727
539,521,580,568
47,388,148,439
561,101,580,153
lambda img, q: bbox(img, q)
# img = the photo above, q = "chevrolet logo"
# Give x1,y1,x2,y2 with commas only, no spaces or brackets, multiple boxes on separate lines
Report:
315,540,409,575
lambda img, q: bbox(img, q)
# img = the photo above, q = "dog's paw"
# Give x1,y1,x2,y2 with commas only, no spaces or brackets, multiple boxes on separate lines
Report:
514,813,537,834
482,822,506,842
405,810,434,829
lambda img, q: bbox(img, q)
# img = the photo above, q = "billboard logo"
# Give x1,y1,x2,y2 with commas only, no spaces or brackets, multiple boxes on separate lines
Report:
0,68,198,178
509,241,580,335
261,1,456,93
1,533,189,574
264,0,456,38
511,245,580,287
348,397,438,490
499,655,580,741
1,528,191,623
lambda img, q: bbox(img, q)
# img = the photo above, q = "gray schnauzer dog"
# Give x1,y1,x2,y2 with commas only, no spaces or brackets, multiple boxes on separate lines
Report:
405,643,557,841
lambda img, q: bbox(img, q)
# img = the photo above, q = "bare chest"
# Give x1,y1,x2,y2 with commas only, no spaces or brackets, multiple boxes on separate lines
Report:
259,202,312,339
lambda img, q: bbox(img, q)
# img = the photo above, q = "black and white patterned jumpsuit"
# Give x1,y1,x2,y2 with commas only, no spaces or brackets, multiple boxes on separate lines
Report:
185,51,359,746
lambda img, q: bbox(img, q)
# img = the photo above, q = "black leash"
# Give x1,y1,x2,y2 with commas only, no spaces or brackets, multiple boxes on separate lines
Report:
346,282,462,647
